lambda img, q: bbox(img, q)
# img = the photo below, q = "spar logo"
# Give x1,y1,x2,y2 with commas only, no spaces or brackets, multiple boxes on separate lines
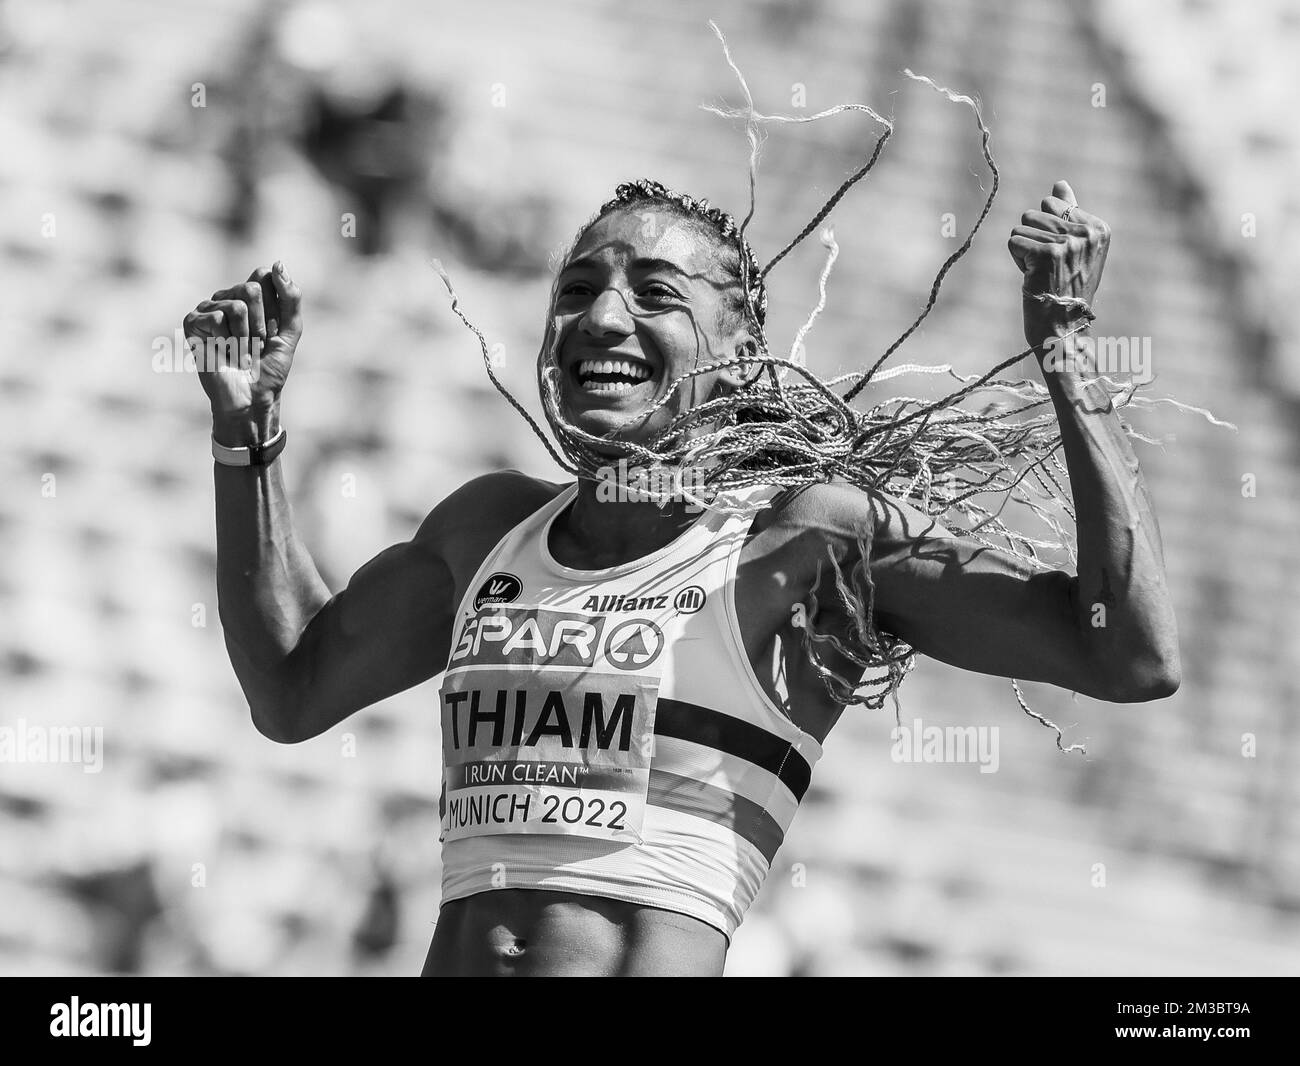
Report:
605,618,664,670
673,585,706,614
474,572,522,610
450,607,665,671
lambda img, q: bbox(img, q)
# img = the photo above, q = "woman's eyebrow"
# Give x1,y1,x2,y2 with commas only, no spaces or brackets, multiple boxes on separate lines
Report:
559,255,691,279
629,257,689,278
559,255,601,275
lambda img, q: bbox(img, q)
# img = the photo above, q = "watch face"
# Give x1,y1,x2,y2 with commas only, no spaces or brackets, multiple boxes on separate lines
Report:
252,430,286,465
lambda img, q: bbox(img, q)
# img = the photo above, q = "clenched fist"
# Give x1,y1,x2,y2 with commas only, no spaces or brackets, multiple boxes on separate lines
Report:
1008,180,1110,349
183,262,302,437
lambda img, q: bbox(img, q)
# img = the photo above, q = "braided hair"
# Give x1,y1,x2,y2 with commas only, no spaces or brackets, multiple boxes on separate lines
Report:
434,47,1222,746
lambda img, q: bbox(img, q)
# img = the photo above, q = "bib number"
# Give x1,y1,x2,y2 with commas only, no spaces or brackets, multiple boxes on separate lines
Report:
439,606,666,846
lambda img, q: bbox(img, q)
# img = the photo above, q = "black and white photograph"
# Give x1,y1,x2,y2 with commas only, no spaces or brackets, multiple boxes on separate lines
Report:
0,0,1296,1017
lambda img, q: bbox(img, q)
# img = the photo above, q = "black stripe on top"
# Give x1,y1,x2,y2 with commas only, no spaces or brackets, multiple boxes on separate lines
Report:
647,769,785,865
652,697,812,802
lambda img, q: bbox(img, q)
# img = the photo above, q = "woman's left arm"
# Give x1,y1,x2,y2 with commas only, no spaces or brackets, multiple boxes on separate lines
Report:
854,181,1178,702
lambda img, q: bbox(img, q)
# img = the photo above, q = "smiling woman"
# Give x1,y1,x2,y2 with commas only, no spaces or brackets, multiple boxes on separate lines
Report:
414,159,1173,973
194,55,1193,973
542,181,764,442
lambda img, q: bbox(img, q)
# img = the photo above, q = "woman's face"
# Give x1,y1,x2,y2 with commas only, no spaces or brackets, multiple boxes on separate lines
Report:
543,205,753,450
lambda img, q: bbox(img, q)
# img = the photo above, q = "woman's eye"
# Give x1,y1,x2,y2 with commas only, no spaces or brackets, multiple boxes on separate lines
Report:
638,283,681,304
556,281,680,306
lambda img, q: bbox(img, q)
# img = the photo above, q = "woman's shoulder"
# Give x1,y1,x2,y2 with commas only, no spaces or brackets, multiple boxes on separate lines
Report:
415,469,571,548
466,469,571,506
751,477,875,538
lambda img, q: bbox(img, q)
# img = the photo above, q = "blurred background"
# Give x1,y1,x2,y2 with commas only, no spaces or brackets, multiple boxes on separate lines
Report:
1,0,1298,976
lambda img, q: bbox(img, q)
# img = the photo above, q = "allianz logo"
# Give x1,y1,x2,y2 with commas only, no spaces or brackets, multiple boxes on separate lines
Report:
581,586,706,614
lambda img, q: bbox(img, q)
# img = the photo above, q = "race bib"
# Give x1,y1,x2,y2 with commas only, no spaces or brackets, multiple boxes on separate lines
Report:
439,605,667,845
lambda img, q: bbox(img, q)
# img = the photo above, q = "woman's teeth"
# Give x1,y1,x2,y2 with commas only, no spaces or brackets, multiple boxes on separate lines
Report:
576,358,654,393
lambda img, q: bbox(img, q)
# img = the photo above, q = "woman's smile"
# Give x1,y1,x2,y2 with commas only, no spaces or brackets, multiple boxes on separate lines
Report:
567,349,660,401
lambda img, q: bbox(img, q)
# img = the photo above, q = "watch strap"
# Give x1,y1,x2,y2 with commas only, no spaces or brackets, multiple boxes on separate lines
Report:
212,426,287,467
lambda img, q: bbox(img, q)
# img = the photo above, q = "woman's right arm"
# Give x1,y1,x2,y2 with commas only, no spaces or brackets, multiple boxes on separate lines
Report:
212,405,461,742
189,264,457,742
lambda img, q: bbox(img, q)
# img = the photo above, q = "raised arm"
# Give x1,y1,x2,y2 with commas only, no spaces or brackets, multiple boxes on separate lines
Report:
186,264,458,742
862,181,1178,702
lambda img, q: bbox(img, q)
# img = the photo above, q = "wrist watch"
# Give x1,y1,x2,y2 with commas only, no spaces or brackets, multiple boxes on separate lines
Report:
212,426,287,467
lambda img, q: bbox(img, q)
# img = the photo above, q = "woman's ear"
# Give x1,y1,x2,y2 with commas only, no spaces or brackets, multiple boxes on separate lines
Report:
718,336,761,391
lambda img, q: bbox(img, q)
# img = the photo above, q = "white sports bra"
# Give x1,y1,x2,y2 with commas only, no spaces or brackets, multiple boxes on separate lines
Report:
437,482,823,938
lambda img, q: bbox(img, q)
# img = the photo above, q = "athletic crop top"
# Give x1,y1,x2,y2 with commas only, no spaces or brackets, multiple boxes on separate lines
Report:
436,481,824,939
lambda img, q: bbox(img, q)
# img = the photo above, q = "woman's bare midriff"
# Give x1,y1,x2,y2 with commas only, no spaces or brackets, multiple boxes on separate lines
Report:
422,889,727,976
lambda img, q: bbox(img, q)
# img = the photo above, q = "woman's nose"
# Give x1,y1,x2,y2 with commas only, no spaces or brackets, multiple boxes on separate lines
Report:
580,288,633,338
